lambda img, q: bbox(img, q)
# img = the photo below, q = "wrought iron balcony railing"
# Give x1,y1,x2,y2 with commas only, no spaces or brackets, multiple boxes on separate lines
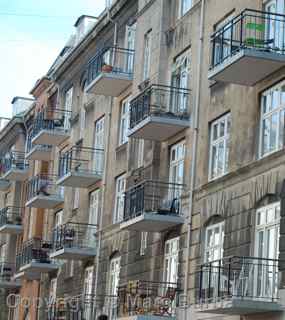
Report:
197,256,280,306
118,280,180,317
0,151,28,176
123,180,184,222
129,85,190,131
0,206,22,228
210,9,285,69
26,130,52,155
57,146,104,187
51,222,97,259
26,174,64,207
87,46,135,85
16,238,55,272
0,261,17,284
33,108,72,136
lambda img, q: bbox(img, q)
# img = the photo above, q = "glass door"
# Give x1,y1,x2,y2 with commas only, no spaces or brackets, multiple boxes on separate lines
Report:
254,203,280,300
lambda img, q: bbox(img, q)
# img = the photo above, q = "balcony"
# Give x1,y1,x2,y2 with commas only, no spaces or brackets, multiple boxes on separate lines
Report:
26,175,64,209
128,85,190,141
86,46,135,97
0,179,10,191
15,239,58,278
0,206,23,235
120,180,184,232
50,222,97,260
32,108,71,146
0,262,21,289
25,133,52,161
117,280,180,319
195,256,282,315
0,151,29,181
209,9,285,86
57,146,104,188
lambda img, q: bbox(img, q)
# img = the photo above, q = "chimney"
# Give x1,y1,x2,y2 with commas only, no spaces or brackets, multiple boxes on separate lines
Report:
11,97,34,117
74,15,97,44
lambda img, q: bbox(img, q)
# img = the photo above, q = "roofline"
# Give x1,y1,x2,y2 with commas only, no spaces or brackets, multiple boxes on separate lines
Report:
74,15,98,27
11,96,34,104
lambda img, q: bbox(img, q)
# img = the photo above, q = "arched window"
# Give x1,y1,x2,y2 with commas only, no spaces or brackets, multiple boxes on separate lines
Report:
204,219,224,263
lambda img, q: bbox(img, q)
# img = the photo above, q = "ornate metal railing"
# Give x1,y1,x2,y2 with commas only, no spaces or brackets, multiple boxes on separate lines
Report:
58,146,104,179
0,206,22,227
0,151,28,176
123,180,184,222
197,256,280,305
87,46,135,85
210,9,285,68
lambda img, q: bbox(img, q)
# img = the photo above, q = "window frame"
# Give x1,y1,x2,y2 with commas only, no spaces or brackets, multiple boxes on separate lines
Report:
178,0,192,18
259,81,285,158
204,221,225,263
113,174,126,224
209,113,231,181
143,30,152,81
163,237,179,284
119,97,130,146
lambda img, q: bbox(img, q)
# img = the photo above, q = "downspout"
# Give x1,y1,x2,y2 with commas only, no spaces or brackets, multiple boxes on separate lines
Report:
93,100,112,318
183,0,205,318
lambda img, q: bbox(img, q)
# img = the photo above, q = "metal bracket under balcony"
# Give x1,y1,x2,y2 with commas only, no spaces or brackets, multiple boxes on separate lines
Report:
128,85,190,141
195,256,282,315
120,181,184,232
26,175,64,209
50,223,97,260
1,151,29,182
0,207,23,235
209,9,285,86
31,108,71,146
25,145,52,161
56,146,104,188
86,47,134,97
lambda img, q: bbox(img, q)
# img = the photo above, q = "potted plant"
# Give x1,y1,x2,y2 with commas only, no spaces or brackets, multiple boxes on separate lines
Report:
102,63,113,73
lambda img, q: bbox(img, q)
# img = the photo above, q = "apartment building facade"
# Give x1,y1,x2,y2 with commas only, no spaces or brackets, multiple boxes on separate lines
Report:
1,0,285,320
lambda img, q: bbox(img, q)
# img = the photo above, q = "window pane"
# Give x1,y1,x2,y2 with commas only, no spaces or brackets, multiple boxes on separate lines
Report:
211,145,218,178
272,89,279,110
279,109,285,149
220,120,225,137
270,113,278,152
262,118,270,155
217,141,224,175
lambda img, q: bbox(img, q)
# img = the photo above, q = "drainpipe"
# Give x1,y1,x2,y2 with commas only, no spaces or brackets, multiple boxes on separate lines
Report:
183,0,205,318
93,100,112,318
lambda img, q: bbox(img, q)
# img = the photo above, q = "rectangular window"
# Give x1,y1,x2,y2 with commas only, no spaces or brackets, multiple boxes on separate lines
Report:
80,107,86,139
49,278,57,302
209,113,231,180
94,117,105,173
140,232,148,256
113,174,126,224
119,98,130,146
179,0,192,18
260,82,285,157
204,222,224,263
109,257,121,295
64,87,73,130
163,237,179,285
83,266,94,320
143,30,152,80
89,189,100,226
125,23,136,72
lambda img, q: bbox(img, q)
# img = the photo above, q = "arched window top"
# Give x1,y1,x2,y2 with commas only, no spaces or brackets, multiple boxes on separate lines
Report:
204,214,224,228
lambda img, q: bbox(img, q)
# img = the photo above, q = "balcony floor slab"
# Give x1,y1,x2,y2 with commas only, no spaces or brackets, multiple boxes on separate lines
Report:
0,224,23,235
50,247,96,260
0,280,21,289
56,171,102,188
86,72,132,97
2,168,29,182
32,129,70,146
128,115,189,141
26,195,64,209
120,212,184,232
208,48,285,86
26,147,52,161
20,262,58,274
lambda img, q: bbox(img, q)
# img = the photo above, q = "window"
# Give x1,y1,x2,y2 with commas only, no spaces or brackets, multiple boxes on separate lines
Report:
172,51,190,112
73,188,80,209
204,221,224,263
0,243,7,260
260,82,285,157
143,30,152,80
140,232,148,256
163,237,179,284
64,87,73,130
169,141,185,185
255,202,280,299
49,278,57,303
83,266,94,320
89,190,100,226
107,257,121,319
94,117,105,173
209,113,231,180
137,139,144,168
80,107,86,139
54,210,63,227
125,23,136,73
179,0,192,18
119,98,130,145
113,175,126,224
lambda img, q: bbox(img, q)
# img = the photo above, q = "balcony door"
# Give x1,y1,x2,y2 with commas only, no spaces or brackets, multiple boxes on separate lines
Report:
64,87,73,130
87,190,100,247
107,257,120,320
254,202,280,300
93,117,105,173
125,23,136,73
264,0,285,50
83,266,94,320
163,237,179,285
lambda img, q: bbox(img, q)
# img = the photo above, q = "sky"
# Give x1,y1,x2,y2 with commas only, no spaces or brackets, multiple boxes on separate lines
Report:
0,0,106,118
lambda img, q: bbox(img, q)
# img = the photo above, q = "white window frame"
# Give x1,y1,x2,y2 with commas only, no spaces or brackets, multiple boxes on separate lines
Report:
140,232,148,256
143,30,152,81
109,257,121,295
169,141,185,185
259,81,285,158
209,113,231,181
89,189,100,226
64,87,73,130
204,221,224,263
83,266,94,320
49,278,57,302
163,237,179,285
178,0,192,18
119,98,130,146
94,117,105,173
125,23,136,72
113,174,126,224
73,188,80,210
80,107,86,140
